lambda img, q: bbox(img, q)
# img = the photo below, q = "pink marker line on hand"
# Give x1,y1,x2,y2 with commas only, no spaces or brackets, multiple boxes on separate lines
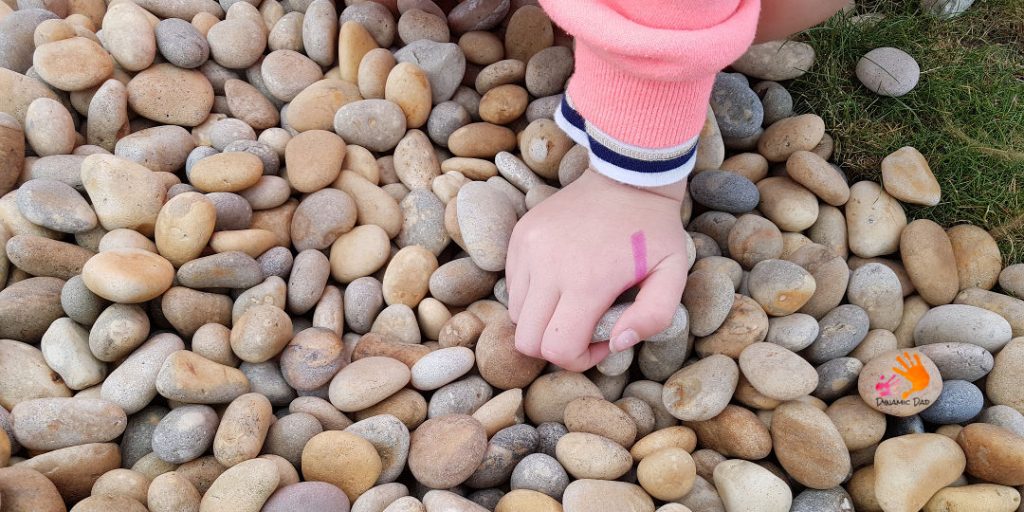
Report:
631,230,647,283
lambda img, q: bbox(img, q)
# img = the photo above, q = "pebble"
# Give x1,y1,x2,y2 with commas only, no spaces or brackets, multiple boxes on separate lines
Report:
457,181,516,271
858,349,943,416
920,379,984,424
199,458,279,512
100,333,183,414
924,484,1021,512
12,397,126,451
81,248,174,303
959,423,1024,486
846,181,907,258
874,433,966,512
988,338,1024,414
754,81,795,126
714,459,792,512
846,262,903,330
770,401,851,489
732,40,816,81
151,405,219,463
41,317,105,390
881,146,941,206
710,72,764,139
980,405,1024,437
813,357,863,402
33,37,114,91
346,414,411,485
804,304,870,364
786,150,850,206
177,251,263,289
757,176,820,232
81,154,165,235
334,100,408,153
902,219,960,306
766,313,819,351
302,430,382,502
329,357,411,412
466,423,538,488
394,40,466,104
662,354,738,421
682,270,736,337
791,487,855,512
155,350,251,404
747,259,816,316
826,395,887,451
127,64,214,126
915,304,1012,352
24,98,75,157
511,453,570,499
263,481,351,512
689,170,759,214
448,122,517,158
155,18,210,69
408,414,487,489
857,47,921,97
739,342,818,400
689,405,771,460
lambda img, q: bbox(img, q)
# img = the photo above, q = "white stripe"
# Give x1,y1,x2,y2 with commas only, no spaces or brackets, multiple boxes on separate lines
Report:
555,100,695,187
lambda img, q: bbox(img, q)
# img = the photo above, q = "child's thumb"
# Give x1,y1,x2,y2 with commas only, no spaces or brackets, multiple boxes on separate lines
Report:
609,259,687,352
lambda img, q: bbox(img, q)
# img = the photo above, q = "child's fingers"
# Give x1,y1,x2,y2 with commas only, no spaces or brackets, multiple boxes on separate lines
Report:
539,293,609,372
609,254,688,352
506,269,529,324
513,286,559,359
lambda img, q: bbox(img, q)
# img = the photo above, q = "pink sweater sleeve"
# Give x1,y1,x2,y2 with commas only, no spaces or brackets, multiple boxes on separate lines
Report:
539,0,761,186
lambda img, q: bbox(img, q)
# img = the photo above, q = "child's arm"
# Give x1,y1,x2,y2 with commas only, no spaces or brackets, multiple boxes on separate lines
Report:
755,0,851,42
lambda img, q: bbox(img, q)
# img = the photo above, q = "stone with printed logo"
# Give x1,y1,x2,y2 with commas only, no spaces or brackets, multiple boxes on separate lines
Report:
859,349,943,416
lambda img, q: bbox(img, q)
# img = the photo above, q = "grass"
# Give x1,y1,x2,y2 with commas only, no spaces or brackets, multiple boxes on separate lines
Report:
785,0,1024,263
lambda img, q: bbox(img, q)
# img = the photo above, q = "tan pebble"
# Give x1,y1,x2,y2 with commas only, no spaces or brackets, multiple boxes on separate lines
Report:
757,177,820,232
757,114,825,162
924,483,1021,512
948,224,1002,291
524,371,603,424
81,154,165,235
441,157,499,180
383,245,438,307
562,480,654,512
770,400,851,489
564,396,638,448
206,17,267,69
33,37,113,91
448,122,517,158
477,319,547,390
25,97,75,156
190,152,263,192
496,489,561,512
460,31,504,65
82,248,174,303
519,118,572,180
417,297,450,340
11,397,126,451
335,171,403,237
17,442,121,503
102,1,156,71
70,495,148,512
688,404,771,460
353,387,427,431
875,433,965,512
358,47,397,100
504,5,552,63
338,20,379,83
127,64,214,127
472,388,524,438
958,423,1024,486
439,310,485,348
91,468,150,506
637,448,697,501
213,393,273,467
881,146,941,206
287,78,362,132
262,49,323,102
155,192,216,267
155,350,250,404
826,395,887,451
148,471,202,512
846,181,907,258
556,432,633,480
408,415,487,489
199,458,279,512
901,219,959,306
230,304,293,363
480,84,528,125
224,79,279,130
393,129,441,189
785,150,850,206
329,356,411,412
329,224,390,283
385,62,432,128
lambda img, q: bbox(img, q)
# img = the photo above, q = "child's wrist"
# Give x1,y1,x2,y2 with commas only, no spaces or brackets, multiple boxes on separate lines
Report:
582,169,688,205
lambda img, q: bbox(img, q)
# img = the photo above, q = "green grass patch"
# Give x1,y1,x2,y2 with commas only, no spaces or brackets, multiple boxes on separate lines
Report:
786,0,1024,263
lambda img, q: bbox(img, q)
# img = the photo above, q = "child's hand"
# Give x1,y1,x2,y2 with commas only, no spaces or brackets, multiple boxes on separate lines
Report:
506,170,689,372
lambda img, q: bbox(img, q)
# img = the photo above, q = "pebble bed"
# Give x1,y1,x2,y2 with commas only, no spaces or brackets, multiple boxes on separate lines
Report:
0,1,1023,512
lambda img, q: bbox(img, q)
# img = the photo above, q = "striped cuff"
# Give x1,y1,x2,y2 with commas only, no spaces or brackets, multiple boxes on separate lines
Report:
555,95,698,187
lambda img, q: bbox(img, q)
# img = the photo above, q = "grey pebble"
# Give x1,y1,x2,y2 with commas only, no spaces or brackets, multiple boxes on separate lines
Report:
0,9,59,74
689,170,760,214
428,375,493,418
710,72,764,139
333,99,408,153
753,81,794,126
16,179,98,233
916,342,993,382
264,412,323,467
394,40,466,104
495,151,542,193
766,313,819,352
344,277,384,334
525,46,573,97
287,249,330,315
536,422,567,458
511,453,570,500
468,489,504,511
258,246,294,280
61,275,109,326
427,101,470,147
812,357,863,402
978,405,1024,437
804,304,870,365
526,94,562,122
223,139,281,175
0,405,19,454
121,405,169,468
151,404,219,464
240,361,297,406
464,424,539,488
206,192,253,231
791,487,855,512
395,188,448,255
177,251,263,289
887,414,925,437
155,18,210,69
856,47,920,97
346,414,410,484
639,338,691,382
919,379,983,425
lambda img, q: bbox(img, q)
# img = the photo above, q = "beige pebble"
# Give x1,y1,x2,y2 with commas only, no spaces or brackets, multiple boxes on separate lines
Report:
82,248,174,303
33,37,114,91
127,64,214,127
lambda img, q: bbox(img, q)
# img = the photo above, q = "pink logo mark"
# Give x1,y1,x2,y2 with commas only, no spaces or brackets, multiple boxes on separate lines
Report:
876,374,898,397
631,231,647,283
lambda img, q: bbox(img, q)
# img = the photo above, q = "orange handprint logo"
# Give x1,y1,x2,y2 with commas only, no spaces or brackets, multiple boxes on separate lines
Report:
892,351,930,399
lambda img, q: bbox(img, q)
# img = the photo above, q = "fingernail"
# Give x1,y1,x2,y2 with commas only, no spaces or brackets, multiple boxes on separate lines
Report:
611,329,639,353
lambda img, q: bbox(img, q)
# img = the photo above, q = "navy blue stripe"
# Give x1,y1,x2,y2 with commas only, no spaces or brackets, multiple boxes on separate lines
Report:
560,96,696,174
559,96,587,131
588,136,697,173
